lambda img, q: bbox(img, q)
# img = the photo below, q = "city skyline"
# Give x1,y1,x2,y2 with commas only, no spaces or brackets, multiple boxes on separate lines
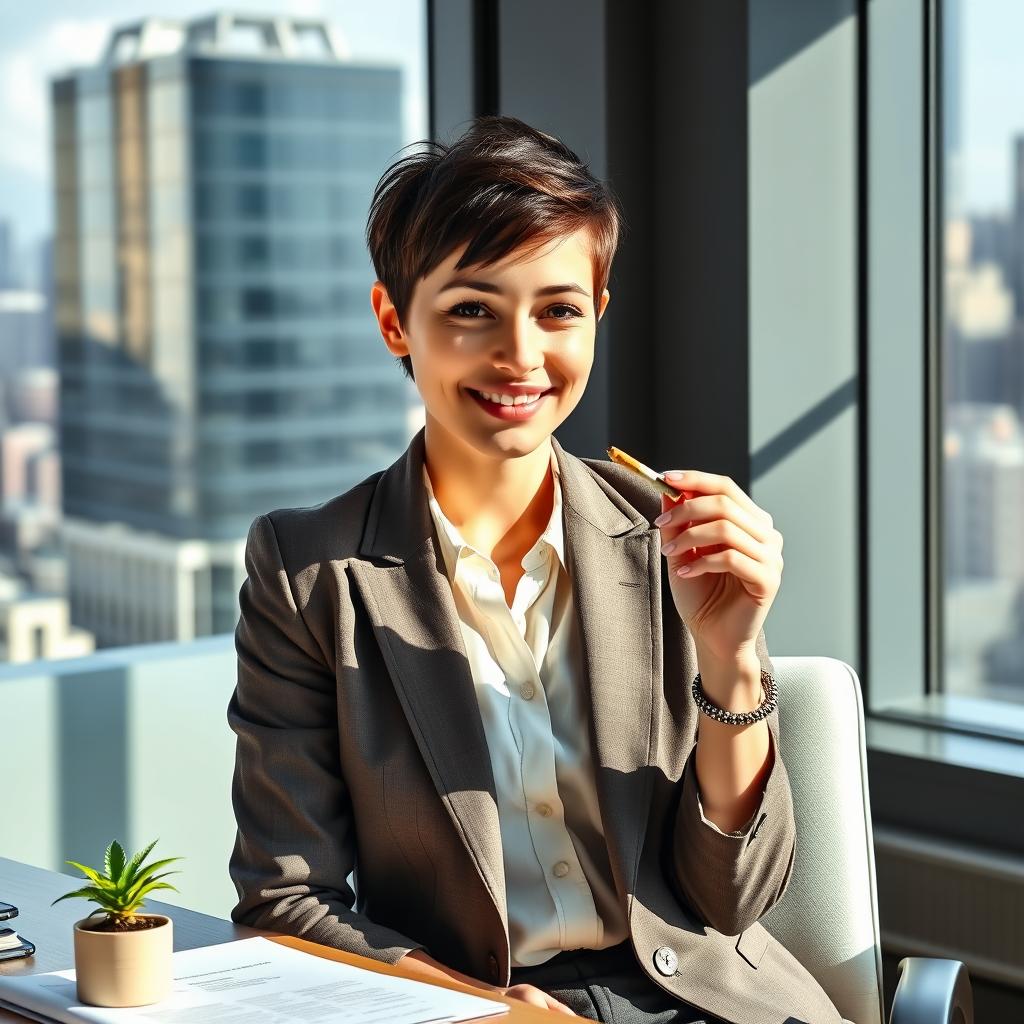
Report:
0,0,428,262
4,2,1023,265
40,11,420,648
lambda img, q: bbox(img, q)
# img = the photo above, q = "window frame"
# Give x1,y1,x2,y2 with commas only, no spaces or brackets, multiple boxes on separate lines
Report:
864,0,1024,852
428,0,1024,773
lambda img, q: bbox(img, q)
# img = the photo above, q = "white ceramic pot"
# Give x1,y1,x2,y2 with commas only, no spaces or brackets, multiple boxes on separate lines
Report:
72,914,173,1007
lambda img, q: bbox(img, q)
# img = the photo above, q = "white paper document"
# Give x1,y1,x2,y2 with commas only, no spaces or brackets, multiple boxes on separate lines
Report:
0,936,509,1024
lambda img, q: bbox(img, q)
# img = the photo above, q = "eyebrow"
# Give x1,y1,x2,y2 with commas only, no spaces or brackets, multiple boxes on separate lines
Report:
438,277,592,299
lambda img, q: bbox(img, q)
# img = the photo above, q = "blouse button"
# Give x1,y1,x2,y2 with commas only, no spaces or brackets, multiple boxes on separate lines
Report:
552,861,570,878
520,683,536,700
537,803,553,817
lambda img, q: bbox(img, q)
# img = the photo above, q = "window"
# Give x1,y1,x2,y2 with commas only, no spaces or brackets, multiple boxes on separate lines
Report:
940,0,1024,721
868,0,1024,741
1,3,427,665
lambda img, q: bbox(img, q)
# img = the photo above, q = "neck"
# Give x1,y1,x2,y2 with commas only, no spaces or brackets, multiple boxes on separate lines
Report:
422,416,555,564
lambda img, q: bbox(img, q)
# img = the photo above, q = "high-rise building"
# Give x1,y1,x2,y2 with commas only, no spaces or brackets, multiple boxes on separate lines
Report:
944,404,1024,582
38,236,56,369
0,291,49,385
0,220,16,289
1013,135,1024,318
51,13,418,644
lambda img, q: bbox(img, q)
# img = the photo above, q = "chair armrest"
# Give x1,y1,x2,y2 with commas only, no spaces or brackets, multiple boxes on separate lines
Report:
889,957,974,1024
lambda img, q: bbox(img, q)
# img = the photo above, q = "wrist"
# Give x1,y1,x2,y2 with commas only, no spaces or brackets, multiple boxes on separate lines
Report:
693,640,760,671
694,648,763,711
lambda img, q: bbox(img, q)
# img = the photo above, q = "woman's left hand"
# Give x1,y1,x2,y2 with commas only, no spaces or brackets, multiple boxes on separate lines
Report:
653,470,784,664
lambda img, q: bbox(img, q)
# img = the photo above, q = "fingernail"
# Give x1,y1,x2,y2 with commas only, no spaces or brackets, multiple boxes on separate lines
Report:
654,512,671,526
665,470,686,480
676,565,692,576
661,540,677,555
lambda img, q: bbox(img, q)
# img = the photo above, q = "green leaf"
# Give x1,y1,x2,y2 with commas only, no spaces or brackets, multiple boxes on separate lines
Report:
51,888,96,906
55,839,184,916
105,841,126,885
51,886,115,908
123,880,179,912
129,856,183,882
123,858,183,894
122,839,159,884
65,861,116,890
124,869,181,904
84,886,121,908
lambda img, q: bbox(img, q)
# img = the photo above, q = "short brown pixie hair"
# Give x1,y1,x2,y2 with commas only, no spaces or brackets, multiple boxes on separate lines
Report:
365,114,625,382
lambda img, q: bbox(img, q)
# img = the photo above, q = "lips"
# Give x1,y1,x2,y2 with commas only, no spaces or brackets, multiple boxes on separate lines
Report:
466,386,553,420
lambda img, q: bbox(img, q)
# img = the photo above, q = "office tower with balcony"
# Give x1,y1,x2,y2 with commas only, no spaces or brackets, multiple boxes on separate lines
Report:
51,14,418,646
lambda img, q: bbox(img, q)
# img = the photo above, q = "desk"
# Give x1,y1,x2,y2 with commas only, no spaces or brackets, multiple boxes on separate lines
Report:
0,858,560,1022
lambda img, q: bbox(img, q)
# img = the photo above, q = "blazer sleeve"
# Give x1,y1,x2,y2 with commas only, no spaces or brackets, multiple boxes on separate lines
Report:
227,512,429,964
666,627,797,937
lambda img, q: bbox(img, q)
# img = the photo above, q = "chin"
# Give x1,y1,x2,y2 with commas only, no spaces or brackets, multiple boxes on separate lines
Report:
464,418,559,458
476,429,550,455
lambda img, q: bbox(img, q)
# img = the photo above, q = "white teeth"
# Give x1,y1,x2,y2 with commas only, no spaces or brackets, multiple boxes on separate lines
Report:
477,390,544,406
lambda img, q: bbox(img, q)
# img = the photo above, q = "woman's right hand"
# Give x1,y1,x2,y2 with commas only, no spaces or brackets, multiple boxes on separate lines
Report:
496,982,581,1017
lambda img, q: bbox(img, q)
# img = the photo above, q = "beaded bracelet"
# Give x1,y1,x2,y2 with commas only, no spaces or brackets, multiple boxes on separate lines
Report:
691,668,778,725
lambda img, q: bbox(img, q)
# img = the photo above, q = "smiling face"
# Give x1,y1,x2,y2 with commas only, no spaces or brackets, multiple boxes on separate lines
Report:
371,226,610,464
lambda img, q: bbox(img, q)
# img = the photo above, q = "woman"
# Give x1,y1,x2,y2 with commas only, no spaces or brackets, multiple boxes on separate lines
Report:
227,114,846,1024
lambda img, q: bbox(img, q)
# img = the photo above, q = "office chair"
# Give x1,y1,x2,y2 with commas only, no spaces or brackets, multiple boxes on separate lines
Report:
762,656,974,1024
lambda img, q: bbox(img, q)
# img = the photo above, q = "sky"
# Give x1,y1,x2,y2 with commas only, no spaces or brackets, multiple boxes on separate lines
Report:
949,0,1024,218
0,0,1021,280
0,0,428,277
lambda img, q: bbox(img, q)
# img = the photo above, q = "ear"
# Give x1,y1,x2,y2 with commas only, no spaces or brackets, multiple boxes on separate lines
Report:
596,288,611,321
370,281,410,358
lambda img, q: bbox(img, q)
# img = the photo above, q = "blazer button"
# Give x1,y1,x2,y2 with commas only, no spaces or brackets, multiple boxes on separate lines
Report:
653,946,678,976
487,952,500,982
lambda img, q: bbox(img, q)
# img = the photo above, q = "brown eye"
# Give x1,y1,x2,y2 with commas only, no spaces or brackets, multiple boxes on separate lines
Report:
548,304,583,320
447,301,488,318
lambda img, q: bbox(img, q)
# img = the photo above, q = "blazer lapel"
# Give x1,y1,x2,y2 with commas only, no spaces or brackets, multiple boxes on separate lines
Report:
347,429,509,935
349,427,660,936
550,434,661,905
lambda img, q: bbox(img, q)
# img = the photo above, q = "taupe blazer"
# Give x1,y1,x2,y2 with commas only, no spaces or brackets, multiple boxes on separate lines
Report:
227,427,844,1024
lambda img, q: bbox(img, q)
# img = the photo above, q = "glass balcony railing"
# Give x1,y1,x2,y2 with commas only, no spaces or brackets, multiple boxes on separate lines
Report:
0,634,240,920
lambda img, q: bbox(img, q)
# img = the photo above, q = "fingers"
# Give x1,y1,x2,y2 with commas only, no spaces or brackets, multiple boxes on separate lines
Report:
663,518,765,565
505,984,579,1016
549,1001,579,1016
671,545,779,598
662,470,773,529
539,990,578,1016
655,489,774,548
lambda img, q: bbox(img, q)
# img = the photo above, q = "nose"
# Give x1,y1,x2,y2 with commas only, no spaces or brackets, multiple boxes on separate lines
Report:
491,315,545,376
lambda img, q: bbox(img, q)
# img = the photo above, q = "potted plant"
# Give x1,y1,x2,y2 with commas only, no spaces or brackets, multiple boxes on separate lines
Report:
51,839,183,1007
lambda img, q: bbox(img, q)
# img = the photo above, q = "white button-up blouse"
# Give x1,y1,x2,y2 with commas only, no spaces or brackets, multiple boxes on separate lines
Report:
422,451,629,968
